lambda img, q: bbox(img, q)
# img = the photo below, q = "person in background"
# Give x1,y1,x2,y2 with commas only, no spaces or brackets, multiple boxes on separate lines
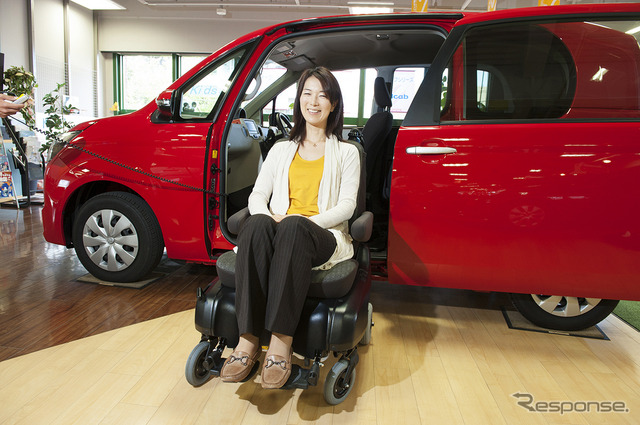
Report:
219,66,360,389
0,94,25,118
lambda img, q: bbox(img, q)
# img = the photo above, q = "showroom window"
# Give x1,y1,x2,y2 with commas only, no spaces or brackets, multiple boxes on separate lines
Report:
179,55,208,77
114,53,209,114
441,19,640,122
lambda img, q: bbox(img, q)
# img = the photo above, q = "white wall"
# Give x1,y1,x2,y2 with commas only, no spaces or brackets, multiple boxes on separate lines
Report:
95,0,331,115
29,0,95,141
0,0,348,121
33,0,66,111
1,0,470,120
68,3,96,117
97,0,330,54
97,16,255,54
0,0,30,80
0,0,95,154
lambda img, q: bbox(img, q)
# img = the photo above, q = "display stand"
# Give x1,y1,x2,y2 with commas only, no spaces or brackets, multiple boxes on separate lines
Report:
0,126,26,208
1,52,32,208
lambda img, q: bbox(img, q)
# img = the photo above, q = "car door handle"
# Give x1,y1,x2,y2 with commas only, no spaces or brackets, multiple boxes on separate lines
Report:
405,146,457,155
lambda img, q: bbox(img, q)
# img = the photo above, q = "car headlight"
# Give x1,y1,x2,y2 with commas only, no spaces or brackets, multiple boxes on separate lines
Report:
48,130,81,162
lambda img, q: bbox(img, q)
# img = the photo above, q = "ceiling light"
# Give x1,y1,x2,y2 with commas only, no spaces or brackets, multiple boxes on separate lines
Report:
626,25,640,35
216,7,227,15
70,0,125,10
347,1,395,4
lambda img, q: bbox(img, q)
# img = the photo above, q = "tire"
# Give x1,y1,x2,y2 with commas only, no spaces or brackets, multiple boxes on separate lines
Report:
72,192,164,283
185,341,212,387
510,293,619,331
359,303,373,346
324,359,356,405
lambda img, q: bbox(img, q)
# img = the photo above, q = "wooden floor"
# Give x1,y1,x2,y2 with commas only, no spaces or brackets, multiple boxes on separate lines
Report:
0,205,216,362
1,206,639,424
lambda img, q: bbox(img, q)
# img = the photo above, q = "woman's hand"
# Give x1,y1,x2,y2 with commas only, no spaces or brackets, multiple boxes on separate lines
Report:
272,214,305,223
0,94,26,119
272,214,287,222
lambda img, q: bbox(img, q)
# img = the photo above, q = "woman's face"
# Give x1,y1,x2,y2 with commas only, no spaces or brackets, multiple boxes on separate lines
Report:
299,76,334,131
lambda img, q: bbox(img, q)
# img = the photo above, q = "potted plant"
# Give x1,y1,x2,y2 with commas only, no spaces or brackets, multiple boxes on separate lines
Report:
2,66,38,204
41,82,76,154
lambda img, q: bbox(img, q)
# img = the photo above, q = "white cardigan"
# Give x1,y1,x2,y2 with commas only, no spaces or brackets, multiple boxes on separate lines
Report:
248,135,361,269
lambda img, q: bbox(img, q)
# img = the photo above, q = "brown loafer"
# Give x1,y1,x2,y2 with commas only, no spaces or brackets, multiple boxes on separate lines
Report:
220,350,261,382
261,348,292,389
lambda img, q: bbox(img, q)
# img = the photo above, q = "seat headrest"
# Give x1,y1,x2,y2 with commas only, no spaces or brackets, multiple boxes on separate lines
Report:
235,108,247,119
374,77,392,110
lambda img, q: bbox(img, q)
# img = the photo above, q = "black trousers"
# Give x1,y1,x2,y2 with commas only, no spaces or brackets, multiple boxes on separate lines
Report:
235,214,337,337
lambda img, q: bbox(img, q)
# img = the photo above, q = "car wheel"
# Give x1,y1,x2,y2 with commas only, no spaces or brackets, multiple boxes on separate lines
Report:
510,293,619,331
72,191,164,283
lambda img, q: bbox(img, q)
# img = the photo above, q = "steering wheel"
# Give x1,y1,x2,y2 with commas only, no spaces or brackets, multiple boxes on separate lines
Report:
271,112,293,139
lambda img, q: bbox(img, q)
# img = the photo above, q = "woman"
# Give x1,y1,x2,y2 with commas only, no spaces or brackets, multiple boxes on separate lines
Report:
220,66,360,389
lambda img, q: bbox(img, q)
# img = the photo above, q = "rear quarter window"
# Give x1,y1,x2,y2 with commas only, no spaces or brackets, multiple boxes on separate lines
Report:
440,18,640,122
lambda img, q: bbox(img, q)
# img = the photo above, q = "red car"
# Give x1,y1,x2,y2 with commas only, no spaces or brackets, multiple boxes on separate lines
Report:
43,3,640,330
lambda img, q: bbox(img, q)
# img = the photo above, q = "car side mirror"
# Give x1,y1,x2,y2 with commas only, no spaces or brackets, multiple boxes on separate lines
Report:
155,89,175,120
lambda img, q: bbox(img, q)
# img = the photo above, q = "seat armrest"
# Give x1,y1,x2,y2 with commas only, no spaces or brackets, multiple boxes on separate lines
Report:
350,211,373,242
227,207,250,235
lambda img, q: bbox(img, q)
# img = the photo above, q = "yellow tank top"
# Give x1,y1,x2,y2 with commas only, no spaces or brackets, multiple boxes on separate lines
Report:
287,152,324,216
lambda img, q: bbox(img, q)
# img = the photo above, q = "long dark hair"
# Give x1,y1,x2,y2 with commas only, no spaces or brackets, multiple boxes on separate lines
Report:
288,66,344,143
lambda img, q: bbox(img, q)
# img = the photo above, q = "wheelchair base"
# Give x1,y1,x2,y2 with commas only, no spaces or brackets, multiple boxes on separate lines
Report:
186,336,363,404
187,245,372,404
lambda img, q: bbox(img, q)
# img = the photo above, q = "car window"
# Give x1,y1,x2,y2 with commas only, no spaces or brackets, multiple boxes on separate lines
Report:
244,66,425,125
237,28,446,127
335,69,366,120
179,47,248,120
242,66,378,126
441,18,640,122
391,67,426,120
241,60,297,122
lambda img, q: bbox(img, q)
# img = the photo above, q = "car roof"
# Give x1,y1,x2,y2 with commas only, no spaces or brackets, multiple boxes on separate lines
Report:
252,13,468,72
261,12,467,36
270,28,451,71
457,3,640,26
256,3,640,37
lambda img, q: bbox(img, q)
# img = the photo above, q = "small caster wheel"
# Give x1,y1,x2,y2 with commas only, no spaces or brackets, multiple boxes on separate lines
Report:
324,359,356,405
185,341,213,387
359,302,373,346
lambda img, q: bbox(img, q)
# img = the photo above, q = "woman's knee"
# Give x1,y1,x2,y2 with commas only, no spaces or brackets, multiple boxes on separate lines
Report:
245,214,274,228
238,214,276,241
274,216,317,248
276,215,309,234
